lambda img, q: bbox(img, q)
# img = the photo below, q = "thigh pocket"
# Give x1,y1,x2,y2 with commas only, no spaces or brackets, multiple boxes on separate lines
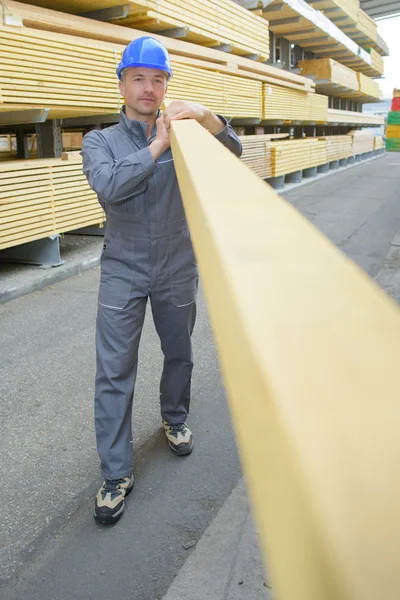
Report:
99,234,133,310
168,230,198,307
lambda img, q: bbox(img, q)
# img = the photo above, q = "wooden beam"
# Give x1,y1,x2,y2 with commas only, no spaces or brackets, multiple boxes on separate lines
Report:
170,118,400,600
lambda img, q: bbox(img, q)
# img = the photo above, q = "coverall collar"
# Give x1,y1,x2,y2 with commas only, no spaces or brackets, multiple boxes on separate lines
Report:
119,106,159,141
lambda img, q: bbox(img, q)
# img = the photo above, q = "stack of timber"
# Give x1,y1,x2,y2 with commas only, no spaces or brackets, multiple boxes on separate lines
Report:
0,24,268,121
374,135,384,151
241,0,382,76
240,135,273,179
0,25,123,118
297,58,359,96
297,58,381,102
323,135,353,161
349,130,375,155
386,93,400,152
392,89,400,112
0,158,104,251
363,48,384,78
356,73,382,101
270,138,327,177
9,0,270,60
326,108,384,126
168,62,263,119
263,84,328,122
357,9,377,44
1,1,312,93
308,1,388,56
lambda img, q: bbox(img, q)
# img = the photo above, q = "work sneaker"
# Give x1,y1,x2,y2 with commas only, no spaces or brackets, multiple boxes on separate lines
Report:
162,420,194,456
94,474,134,524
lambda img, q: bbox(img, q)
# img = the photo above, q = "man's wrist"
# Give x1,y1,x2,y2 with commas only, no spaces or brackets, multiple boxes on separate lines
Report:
150,139,168,161
203,110,225,135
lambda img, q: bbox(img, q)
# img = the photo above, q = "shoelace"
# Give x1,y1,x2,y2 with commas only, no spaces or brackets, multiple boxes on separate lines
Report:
103,478,126,493
169,423,186,434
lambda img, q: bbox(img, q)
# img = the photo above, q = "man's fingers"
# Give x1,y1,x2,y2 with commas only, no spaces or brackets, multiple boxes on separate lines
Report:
170,111,192,121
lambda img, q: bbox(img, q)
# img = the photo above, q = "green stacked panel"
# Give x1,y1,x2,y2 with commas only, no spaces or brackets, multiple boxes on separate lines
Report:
386,139,400,152
387,111,400,125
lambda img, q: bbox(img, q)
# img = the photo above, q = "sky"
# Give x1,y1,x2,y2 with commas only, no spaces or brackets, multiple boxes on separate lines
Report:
377,15,400,98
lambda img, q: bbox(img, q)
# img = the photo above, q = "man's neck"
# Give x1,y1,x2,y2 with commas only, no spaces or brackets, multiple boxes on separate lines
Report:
125,106,158,138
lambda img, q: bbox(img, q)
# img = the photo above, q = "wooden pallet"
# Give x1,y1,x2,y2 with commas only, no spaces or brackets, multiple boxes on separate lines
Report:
0,158,104,250
11,0,270,60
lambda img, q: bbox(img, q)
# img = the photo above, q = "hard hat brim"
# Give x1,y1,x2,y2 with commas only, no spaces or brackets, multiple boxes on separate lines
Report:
117,62,173,80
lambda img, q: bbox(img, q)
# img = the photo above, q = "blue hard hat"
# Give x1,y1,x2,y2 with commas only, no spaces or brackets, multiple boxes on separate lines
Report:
117,36,173,80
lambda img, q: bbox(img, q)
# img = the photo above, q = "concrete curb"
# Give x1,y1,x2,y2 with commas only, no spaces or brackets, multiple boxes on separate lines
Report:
0,255,100,304
163,479,271,600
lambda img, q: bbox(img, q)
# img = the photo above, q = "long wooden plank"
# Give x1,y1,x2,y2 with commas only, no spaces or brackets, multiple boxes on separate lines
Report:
170,117,400,600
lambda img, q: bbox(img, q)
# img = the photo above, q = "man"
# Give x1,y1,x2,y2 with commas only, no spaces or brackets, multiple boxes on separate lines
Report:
82,36,242,525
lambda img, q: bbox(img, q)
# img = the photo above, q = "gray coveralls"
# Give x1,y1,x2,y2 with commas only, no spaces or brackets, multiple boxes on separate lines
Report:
81,108,242,480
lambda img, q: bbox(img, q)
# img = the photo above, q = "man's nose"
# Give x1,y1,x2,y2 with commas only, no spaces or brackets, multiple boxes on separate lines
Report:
143,79,154,93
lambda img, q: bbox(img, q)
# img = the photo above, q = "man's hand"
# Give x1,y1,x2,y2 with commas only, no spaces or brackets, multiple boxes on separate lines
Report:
150,116,170,161
162,101,225,135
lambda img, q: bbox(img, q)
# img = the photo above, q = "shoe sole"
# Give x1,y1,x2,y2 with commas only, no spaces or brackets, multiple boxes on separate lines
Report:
94,481,134,525
167,440,194,456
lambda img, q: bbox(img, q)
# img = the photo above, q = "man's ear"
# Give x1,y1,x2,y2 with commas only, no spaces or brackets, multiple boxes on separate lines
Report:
118,79,125,97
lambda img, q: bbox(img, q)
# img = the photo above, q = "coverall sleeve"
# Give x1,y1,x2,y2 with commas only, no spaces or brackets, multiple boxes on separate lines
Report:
214,115,243,158
81,130,157,205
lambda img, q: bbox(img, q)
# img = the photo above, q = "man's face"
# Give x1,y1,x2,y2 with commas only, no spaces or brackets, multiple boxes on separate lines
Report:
119,67,168,117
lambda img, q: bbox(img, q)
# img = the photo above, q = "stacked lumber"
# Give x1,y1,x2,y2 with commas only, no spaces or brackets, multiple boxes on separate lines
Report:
0,25,122,118
386,139,400,152
2,1,313,93
357,73,381,100
323,135,353,161
392,98,400,111
309,0,359,31
270,138,327,177
0,23,269,121
386,97,400,151
327,109,384,126
364,48,384,77
12,0,270,60
374,136,384,150
357,9,377,43
349,130,374,154
385,125,400,139
263,84,328,122
240,135,273,179
0,158,104,250
297,58,359,96
168,62,263,119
